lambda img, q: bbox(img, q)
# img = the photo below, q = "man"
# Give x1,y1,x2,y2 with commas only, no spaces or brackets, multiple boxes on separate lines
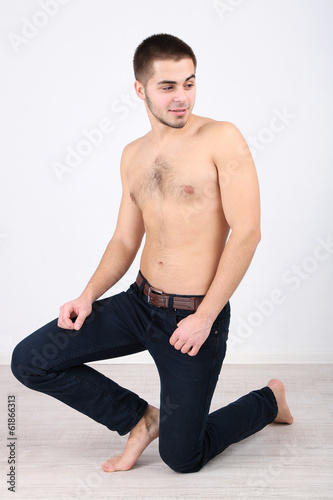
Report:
11,34,293,474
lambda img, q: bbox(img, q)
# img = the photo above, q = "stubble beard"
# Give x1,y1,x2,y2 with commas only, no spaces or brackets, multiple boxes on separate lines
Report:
145,93,191,129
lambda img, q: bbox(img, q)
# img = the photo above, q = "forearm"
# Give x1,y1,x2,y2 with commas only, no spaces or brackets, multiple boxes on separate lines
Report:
80,237,139,303
196,229,261,323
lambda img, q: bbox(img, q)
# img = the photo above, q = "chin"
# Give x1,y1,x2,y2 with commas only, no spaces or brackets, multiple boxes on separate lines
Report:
170,116,189,129
172,122,187,129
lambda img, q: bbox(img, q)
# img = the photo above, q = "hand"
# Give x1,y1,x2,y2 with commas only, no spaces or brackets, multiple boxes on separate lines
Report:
57,297,93,331
169,313,213,356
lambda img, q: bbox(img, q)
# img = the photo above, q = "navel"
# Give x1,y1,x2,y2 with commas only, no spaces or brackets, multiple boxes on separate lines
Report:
183,185,194,195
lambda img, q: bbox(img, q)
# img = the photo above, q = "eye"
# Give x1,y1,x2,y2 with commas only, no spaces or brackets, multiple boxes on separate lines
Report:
162,86,173,91
185,83,194,89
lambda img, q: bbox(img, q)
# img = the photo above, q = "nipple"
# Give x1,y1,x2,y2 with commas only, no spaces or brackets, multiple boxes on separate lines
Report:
183,185,194,195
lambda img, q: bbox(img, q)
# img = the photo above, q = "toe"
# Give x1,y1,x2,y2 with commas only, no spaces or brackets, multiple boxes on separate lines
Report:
102,458,113,470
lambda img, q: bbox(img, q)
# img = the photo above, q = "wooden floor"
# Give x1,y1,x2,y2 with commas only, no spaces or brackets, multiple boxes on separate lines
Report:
1,363,333,500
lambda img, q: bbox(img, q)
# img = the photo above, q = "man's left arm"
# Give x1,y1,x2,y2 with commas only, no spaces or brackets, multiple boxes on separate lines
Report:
169,121,261,356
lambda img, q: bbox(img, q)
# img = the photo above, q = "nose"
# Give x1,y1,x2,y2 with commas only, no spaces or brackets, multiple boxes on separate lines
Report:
173,87,186,103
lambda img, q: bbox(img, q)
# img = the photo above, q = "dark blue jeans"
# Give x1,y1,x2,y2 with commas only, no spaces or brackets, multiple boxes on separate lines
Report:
11,271,278,473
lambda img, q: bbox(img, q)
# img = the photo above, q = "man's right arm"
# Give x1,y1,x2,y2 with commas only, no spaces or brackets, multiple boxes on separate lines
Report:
57,144,145,330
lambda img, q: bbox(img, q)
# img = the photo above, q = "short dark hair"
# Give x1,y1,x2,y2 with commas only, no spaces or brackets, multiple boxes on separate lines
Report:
133,33,197,86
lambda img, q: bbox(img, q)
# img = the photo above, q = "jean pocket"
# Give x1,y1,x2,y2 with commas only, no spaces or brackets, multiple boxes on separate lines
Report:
211,318,230,341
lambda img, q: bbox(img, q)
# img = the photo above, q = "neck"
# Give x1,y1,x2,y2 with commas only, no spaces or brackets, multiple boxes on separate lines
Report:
148,113,196,147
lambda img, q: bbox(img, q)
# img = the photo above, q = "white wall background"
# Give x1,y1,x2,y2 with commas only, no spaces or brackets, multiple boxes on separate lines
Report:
1,0,332,363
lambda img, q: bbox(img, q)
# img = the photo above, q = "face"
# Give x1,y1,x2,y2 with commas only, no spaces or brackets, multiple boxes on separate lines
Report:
137,58,196,129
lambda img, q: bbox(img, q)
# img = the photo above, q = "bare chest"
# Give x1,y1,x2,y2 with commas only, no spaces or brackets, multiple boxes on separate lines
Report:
128,150,218,209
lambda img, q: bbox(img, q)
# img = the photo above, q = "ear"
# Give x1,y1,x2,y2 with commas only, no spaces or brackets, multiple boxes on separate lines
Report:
134,80,146,101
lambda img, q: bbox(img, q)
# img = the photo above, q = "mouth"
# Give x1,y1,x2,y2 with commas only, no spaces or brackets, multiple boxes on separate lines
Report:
169,108,187,116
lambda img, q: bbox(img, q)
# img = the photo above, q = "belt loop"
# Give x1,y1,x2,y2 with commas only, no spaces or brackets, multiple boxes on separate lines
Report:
138,271,146,296
168,294,174,312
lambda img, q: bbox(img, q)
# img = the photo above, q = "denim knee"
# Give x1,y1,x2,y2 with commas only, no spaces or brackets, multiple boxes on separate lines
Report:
11,340,39,388
159,441,203,474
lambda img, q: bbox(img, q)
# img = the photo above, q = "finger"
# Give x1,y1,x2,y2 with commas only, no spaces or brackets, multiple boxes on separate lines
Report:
170,337,181,350
176,338,190,351
73,312,87,331
60,318,74,330
58,306,75,330
187,345,200,356
57,314,72,329
169,331,178,346
173,341,181,350
181,344,191,354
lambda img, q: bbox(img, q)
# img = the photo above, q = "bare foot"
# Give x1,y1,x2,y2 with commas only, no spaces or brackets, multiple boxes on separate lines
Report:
267,379,294,424
102,404,160,472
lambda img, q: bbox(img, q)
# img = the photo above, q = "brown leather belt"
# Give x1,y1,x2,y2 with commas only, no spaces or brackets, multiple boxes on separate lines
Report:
136,272,204,311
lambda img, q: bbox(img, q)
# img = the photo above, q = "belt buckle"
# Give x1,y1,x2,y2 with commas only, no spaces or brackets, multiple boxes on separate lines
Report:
147,285,163,304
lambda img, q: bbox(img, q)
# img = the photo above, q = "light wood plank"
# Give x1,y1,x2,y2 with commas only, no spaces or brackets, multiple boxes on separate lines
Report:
1,364,332,499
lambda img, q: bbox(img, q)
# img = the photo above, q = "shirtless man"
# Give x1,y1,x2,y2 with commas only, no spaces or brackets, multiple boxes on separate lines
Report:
11,34,293,474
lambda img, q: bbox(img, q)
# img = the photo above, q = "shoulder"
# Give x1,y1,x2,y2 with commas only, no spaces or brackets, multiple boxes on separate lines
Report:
122,136,145,157
120,136,146,169
197,118,244,141
197,120,250,162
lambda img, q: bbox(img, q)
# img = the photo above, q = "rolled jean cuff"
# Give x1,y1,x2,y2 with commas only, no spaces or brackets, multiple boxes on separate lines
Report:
118,399,149,436
264,385,279,422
